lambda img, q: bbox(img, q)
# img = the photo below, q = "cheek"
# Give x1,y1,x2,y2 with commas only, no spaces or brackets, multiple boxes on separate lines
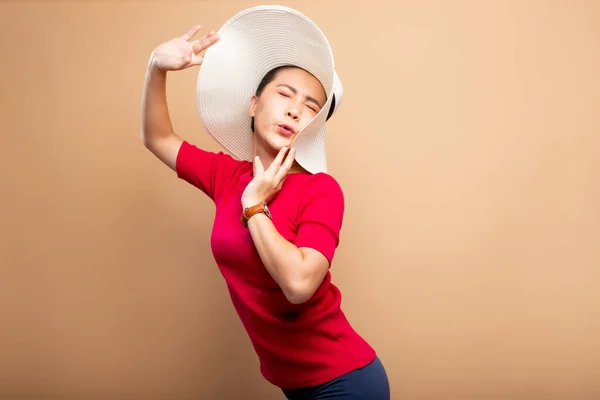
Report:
254,104,267,124
300,109,318,127
256,100,280,123
254,104,274,134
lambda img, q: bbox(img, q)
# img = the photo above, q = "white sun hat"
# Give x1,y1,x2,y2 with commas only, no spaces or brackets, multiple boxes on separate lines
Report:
196,5,343,174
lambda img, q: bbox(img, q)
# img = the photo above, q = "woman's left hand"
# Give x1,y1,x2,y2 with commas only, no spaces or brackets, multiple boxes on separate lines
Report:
241,147,296,209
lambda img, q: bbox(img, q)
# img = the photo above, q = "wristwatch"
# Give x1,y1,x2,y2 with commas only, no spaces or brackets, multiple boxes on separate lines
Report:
241,201,272,227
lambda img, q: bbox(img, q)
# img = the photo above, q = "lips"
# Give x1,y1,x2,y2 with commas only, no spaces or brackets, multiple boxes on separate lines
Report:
277,124,295,136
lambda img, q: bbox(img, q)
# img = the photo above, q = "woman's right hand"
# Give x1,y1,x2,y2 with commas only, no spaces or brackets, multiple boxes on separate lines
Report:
150,25,220,72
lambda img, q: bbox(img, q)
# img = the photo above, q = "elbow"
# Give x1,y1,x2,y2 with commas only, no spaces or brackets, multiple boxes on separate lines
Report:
283,280,316,305
141,130,152,149
141,132,169,154
141,131,157,150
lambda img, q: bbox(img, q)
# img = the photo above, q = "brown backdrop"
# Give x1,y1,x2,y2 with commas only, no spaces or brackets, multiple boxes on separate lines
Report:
1,1,599,399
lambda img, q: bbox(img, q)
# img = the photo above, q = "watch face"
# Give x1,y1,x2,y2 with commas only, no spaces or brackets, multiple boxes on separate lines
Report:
261,201,272,219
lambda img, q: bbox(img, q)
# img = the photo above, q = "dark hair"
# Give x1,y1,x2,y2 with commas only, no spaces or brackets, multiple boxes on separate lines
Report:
250,65,336,133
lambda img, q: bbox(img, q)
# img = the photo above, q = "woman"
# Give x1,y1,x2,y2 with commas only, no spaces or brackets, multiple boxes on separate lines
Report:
140,6,390,399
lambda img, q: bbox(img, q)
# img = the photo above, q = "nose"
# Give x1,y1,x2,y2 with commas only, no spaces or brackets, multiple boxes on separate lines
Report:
286,106,300,121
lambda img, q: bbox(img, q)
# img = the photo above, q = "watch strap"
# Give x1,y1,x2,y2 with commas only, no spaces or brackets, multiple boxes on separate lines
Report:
241,201,271,227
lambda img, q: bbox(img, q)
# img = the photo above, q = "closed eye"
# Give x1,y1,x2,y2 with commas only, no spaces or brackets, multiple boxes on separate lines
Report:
306,104,319,113
278,88,320,113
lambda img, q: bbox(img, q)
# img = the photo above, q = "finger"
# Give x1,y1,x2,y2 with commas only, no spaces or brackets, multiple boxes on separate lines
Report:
275,178,286,193
275,147,296,181
268,147,288,173
254,156,265,176
189,54,205,66
193,32,220,54
181,25,202,41
180,53,192,66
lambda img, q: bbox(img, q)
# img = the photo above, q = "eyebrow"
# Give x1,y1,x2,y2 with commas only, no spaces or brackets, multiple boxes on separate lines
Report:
276,84,323,109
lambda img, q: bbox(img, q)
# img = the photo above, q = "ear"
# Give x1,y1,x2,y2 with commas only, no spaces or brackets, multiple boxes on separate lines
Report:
248,95,258,118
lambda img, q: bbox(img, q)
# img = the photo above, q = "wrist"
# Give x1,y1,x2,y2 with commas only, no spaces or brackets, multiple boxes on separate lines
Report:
147,55,166,75
242,197,262,209
241,200,272,227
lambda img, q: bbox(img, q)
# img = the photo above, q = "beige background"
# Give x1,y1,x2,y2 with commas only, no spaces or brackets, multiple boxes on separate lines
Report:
1,0,599,399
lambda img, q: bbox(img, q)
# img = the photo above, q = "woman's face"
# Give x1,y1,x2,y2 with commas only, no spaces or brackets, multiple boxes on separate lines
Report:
249,67,327,153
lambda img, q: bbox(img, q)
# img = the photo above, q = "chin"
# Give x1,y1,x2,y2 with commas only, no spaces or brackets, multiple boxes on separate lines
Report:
268,136,294,151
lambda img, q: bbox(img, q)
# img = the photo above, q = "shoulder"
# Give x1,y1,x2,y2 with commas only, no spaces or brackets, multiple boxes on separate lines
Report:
179,141,248,172
176,141,251,200
296,172,345,209
301,172,343,194
305,172,344,198
216,150,249,171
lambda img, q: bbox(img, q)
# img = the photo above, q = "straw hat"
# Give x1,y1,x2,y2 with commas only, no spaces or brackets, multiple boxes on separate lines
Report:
196,5,343,173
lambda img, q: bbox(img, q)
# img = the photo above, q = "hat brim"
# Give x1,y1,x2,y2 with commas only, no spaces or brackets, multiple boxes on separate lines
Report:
196,5,338,174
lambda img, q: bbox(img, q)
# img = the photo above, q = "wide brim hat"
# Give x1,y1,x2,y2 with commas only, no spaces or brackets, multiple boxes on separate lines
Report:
196,5,343,174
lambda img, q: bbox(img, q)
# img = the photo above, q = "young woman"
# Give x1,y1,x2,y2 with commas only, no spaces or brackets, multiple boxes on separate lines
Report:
140,7,390,399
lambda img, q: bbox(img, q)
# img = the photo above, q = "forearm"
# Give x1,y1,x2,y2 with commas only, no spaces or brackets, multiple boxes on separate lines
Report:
246,214,312,304
140,60,175,146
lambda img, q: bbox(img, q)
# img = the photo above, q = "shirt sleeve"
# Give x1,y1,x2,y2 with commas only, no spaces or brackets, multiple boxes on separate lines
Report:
293,173,345,265
175,140,242,203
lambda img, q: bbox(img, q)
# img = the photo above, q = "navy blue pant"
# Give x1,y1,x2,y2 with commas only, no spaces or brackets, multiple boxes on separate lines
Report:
282,356,390,399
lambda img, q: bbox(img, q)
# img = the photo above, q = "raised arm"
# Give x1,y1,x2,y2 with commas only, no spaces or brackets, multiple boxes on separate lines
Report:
140,25,219,171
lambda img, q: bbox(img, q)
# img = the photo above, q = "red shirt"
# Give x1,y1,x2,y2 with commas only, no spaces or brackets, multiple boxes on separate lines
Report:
175,141,376,389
